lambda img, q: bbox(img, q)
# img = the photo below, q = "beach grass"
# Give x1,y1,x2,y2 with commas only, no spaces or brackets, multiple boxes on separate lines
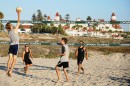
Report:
0,32,130,58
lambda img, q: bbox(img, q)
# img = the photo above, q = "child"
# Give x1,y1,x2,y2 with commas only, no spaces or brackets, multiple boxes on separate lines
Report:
75,41,88,76
6,8,21,77
55,37,70,82
22,44,33,73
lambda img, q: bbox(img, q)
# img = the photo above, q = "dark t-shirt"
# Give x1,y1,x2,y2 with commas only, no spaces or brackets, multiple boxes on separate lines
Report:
78,47,85,58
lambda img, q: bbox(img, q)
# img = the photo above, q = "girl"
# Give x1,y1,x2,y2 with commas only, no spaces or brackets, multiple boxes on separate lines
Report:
75,41,88,76
22,44,33,73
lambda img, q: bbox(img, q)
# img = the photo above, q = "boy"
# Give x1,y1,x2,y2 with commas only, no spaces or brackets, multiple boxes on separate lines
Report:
55,37,70,82
6,9,21,77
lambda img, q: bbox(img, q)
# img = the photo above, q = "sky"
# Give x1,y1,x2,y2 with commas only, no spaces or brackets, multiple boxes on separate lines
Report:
0,0,130,31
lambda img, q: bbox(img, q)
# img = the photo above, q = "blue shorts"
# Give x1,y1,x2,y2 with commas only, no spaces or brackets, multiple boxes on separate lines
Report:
8,44,18,55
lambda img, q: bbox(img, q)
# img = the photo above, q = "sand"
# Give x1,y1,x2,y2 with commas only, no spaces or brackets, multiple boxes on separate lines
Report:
0,51,130,86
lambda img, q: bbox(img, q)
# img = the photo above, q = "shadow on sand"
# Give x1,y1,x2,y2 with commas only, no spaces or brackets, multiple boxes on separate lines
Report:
31,64,55,70
109,76,130,85
0,65,7,71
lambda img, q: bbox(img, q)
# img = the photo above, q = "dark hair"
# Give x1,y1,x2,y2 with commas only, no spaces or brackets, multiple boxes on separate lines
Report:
25,44,30,51
25,44,29,47
5,22,11,29
79,41,84,44
62,37,68,44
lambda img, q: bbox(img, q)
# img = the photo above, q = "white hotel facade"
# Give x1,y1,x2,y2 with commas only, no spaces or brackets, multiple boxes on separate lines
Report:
20,12,124,39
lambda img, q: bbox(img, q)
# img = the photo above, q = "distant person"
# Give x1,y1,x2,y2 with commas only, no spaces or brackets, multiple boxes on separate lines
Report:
6,8,21,77
75,41,88,76
22,44,33,73
55,37,70,82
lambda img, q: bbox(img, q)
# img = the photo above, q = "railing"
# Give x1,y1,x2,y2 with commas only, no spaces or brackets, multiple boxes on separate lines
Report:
0,20,130,24
0,42,130,46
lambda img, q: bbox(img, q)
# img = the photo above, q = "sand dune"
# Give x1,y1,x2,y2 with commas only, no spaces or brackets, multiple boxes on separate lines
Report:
0,51,130,86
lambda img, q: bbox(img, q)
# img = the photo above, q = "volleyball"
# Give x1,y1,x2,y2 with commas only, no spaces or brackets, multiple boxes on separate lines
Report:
16,7,22,12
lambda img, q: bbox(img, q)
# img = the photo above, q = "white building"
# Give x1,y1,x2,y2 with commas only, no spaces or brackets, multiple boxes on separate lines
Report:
18,23,33,33
54,12,60,21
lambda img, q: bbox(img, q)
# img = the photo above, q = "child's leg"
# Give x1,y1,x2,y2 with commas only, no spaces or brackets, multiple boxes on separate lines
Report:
77,64,82,76
29,64,32,67
63,68,69,82
81,65,84,74
55,66,60,81
27,64,32,71
25,64,30,73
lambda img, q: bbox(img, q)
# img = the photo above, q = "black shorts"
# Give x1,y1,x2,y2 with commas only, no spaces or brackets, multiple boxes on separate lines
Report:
24,59,32,65
8,44,18,55
77,57,84,65
57,61,69,68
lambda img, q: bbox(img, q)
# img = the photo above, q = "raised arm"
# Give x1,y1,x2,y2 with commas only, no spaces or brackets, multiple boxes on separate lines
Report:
15,10,21,32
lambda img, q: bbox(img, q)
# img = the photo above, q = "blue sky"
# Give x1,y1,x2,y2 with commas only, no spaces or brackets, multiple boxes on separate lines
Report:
0,0,130,31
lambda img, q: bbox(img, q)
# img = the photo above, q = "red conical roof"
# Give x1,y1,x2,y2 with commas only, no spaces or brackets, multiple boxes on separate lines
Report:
55,12,60,16
111,12,115,16
47,16,51,20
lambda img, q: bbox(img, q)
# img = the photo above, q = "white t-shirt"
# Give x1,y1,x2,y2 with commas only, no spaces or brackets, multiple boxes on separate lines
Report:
9,29,19,45
60,44,69,62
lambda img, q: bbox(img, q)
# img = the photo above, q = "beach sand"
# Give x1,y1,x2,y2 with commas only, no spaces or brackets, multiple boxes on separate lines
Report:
0,51,130,86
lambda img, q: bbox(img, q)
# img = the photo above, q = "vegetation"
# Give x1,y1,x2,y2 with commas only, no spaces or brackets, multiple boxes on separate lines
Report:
0,12,4,19
87,16,92,21
0,12,4,31
31,10,66,35
65,14,70,21
0,32,130,58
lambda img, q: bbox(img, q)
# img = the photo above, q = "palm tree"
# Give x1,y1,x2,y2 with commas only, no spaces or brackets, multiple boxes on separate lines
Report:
37,10,43,21
44,14,47,21
86,16,92,21
0,12,4,31
59,15,62,20
32,13,37,21
87,16,92,27
65,14,70,21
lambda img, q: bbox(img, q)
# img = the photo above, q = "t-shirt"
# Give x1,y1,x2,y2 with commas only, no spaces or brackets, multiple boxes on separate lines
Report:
60,44,69,62
9,29,19,45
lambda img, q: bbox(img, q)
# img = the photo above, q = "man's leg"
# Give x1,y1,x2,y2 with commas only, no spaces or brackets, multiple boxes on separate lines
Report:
7,54,13,73
63,68,69,82
9,55,17,76
55,66,60,81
